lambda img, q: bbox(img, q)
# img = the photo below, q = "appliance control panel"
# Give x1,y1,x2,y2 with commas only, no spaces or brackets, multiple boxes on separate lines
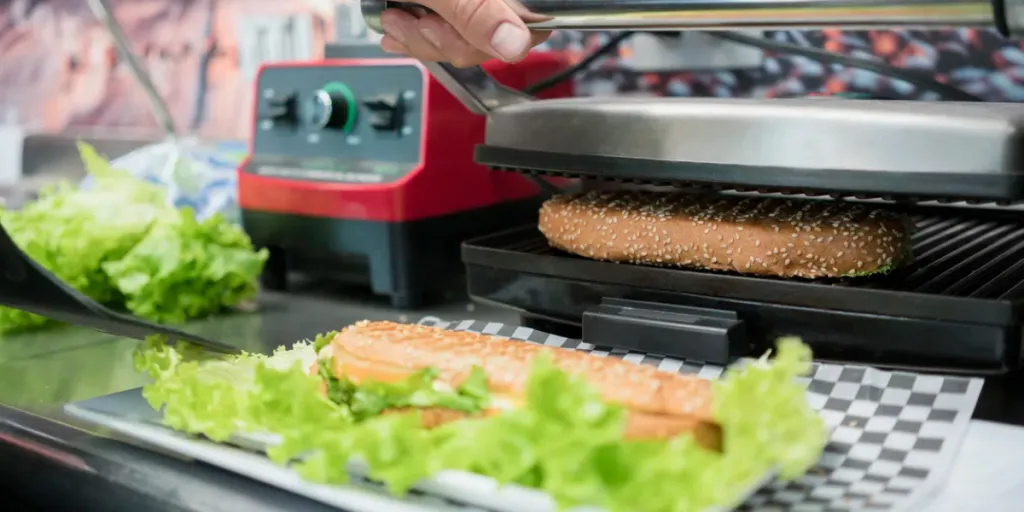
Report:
248,62,424,184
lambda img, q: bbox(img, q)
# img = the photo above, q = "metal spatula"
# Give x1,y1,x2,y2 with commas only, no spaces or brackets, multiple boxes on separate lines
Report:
0,222,240,355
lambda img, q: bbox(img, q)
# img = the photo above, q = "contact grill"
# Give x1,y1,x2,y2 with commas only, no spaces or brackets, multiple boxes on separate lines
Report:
361,0,1024,373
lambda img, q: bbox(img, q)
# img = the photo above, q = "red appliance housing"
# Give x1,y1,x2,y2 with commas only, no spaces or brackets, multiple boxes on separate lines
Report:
239,54,573,307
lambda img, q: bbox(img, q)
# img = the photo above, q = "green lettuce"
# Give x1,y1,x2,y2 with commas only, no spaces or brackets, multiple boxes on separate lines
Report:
318,358,491,422
135,334,827,512
0,141,267,333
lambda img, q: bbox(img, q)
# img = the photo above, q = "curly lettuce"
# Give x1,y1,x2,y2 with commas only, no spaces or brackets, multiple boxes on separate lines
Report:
0,141,267,333
135,333,826,512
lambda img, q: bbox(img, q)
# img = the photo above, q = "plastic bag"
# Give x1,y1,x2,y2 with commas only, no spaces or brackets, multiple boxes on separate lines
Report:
81,138,247,224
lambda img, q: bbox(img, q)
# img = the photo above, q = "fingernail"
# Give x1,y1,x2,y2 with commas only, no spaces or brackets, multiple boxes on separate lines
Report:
381,16,405,43
490,22,529,61
420,28,441,48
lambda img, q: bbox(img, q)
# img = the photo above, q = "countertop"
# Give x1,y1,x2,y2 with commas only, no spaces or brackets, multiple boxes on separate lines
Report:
1,280,1024,511
0,280,516,512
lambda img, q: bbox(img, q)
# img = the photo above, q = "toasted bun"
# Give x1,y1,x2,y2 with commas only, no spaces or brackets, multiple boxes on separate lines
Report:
326,321,720,448
331,321,714,418
382,407,722,450
538,191,913,279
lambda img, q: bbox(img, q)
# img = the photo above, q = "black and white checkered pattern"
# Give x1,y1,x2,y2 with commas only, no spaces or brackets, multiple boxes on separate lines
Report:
417,318,983,512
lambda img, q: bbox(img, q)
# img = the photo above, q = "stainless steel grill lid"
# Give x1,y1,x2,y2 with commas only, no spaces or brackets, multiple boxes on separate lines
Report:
474,98,1024,202
361,0,1024,201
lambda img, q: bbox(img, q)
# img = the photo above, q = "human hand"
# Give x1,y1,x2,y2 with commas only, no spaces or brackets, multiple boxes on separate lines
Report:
377,0,551,67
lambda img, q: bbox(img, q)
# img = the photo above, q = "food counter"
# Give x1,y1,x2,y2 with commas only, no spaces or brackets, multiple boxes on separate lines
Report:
0,280,510,511
0,279,1022,511
0,142,1022,510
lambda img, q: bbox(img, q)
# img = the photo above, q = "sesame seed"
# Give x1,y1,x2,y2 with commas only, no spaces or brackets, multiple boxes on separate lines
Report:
537,190,911,279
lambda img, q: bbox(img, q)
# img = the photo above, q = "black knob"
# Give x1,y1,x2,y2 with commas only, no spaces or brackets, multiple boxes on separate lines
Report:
310,83,358,131
362,94,405,132
261,92,298,125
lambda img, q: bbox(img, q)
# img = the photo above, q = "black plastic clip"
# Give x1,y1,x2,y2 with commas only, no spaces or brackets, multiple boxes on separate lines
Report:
582,298,746,365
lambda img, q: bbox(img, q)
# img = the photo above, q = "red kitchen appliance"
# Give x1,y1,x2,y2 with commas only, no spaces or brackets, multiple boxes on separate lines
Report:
238,53,573,308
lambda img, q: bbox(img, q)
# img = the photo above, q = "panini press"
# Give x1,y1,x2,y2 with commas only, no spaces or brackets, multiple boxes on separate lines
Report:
360,0,1024,374
466,99,1024,375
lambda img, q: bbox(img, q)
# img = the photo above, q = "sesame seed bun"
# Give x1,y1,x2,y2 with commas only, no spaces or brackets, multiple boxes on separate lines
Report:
538,191,913,279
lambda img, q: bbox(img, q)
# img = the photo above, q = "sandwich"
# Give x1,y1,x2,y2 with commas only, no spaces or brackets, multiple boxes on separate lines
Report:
539,190,914,278
315,320,723,449
134,321,829,512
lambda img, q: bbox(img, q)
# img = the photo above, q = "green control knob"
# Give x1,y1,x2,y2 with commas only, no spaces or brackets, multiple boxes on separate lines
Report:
309,82,358,132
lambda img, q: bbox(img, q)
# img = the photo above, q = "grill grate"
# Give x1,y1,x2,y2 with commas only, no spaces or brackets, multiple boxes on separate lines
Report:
491,167,1024,206
502,214,1024,301
870,215,1024,299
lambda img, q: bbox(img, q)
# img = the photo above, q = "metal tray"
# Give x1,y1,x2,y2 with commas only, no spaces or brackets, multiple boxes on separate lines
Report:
475,98,1024,202
65,389,769,512
68,390,774,512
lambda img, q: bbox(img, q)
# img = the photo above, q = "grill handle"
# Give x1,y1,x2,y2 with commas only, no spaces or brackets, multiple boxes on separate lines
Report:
416,62,533,115
361,0,1020,115
363,0,1009,33
583,298,747,365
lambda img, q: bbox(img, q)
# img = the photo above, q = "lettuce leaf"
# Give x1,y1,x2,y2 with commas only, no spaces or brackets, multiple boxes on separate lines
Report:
102,209,267,324
135,334,827,512
318,359,491,421
0,141,267,333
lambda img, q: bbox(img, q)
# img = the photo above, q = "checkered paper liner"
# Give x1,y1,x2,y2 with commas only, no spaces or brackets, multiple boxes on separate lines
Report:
410,318,984,512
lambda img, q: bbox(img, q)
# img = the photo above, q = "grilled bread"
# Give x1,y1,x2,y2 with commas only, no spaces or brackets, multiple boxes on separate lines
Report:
319,321,722,450
539,190,913,279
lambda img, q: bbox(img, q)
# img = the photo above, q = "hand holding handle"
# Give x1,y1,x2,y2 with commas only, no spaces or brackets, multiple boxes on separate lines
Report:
362,0,1003,32
359,0,1012,117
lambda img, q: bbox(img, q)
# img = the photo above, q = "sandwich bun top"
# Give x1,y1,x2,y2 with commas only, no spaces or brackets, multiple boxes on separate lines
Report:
328,321,714,421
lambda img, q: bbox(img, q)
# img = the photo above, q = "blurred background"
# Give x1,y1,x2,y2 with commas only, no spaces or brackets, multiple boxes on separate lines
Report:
1,0,1021,142
0,8,1022,509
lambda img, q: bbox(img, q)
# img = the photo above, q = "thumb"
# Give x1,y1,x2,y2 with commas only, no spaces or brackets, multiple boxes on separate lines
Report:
413,0,532,62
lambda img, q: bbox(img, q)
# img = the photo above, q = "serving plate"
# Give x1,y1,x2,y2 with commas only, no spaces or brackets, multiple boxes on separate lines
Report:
65,388,768,512
66,319,983,512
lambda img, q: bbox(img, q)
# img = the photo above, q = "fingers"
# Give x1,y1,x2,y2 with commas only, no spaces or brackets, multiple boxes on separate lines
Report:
415,15,493,67
413,0,532,62
379,9,446,61
379,35,409,55
381,10,552,68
